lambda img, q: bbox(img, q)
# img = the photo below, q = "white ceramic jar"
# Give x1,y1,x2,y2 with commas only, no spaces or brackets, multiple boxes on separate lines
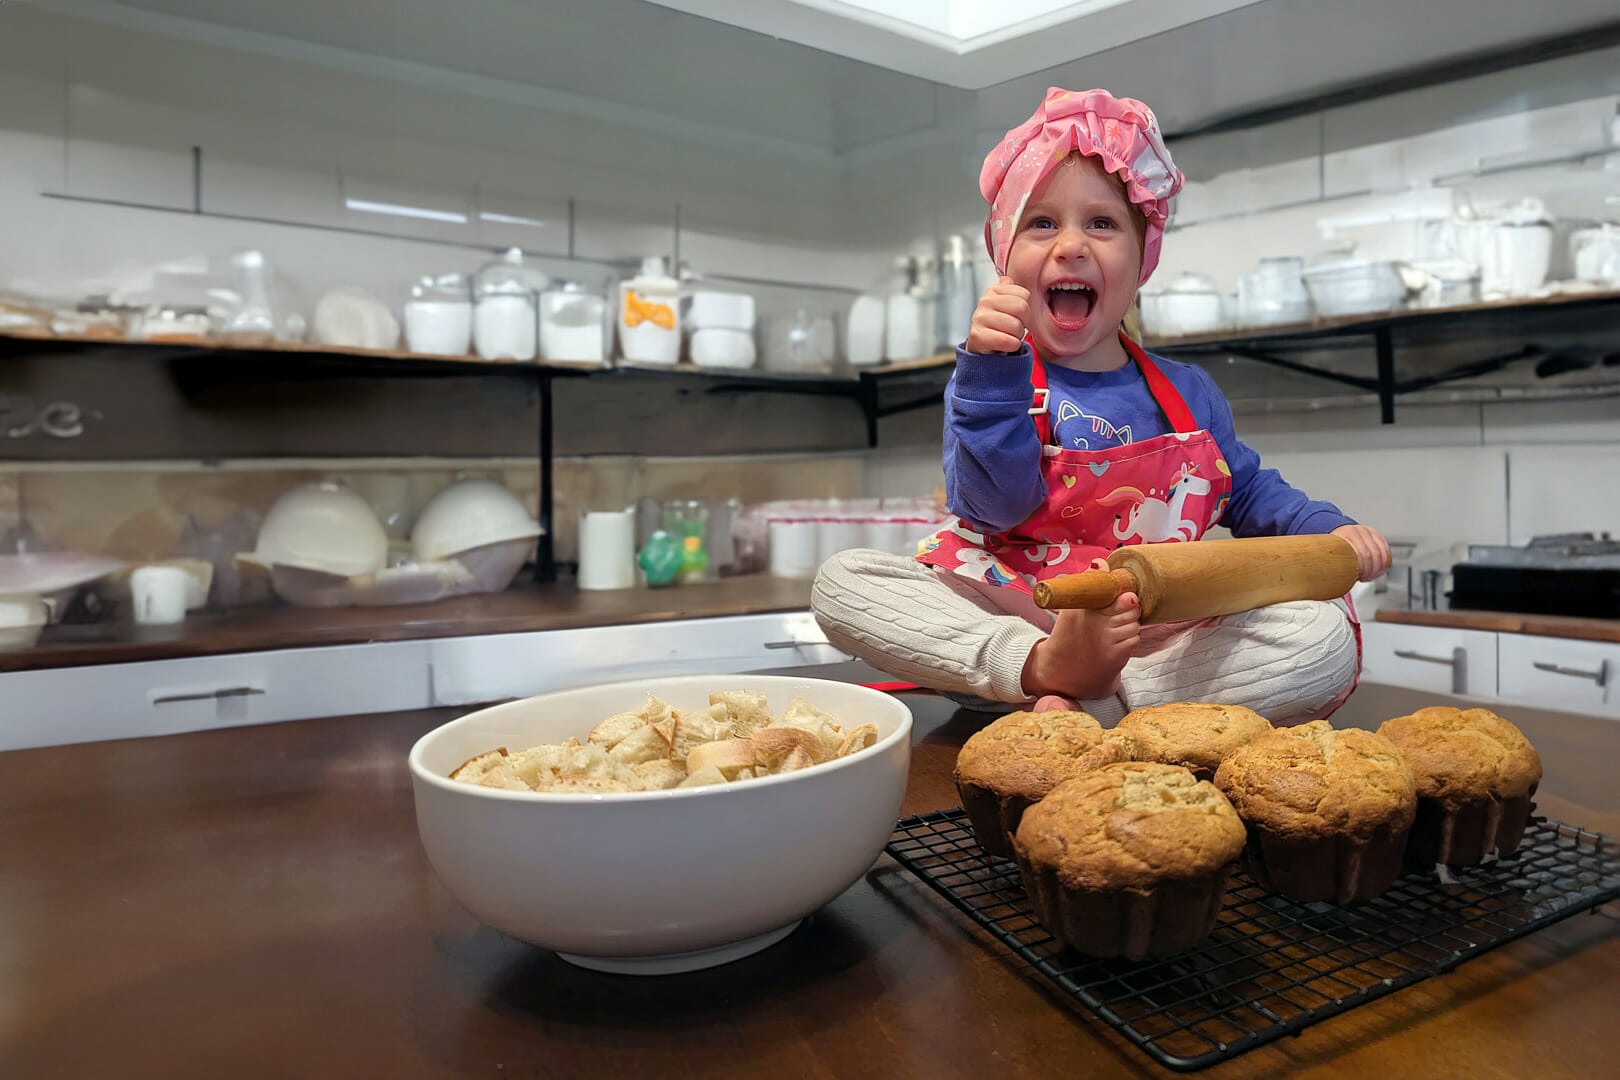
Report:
618,257,681,365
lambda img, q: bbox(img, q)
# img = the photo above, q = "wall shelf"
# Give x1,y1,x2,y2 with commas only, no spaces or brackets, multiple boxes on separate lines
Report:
1144,288,1620,423
0,329,954,579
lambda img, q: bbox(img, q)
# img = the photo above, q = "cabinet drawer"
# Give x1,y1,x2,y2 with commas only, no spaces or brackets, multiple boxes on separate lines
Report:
0,641,432,751
1498,635,1620,719
427,611,846,707
1360,622,1498,698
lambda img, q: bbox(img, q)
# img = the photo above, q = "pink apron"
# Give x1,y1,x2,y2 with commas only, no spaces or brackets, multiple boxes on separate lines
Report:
917,330,1360,719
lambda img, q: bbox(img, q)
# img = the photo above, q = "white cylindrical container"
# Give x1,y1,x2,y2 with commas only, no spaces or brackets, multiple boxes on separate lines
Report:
816,512,866,563
868,516,912,557
131,565,191,625
883,294,925,362
577,510,637,591
768,519,819,579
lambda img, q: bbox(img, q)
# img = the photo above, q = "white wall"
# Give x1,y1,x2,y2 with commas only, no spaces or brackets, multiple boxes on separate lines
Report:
0,4,896,329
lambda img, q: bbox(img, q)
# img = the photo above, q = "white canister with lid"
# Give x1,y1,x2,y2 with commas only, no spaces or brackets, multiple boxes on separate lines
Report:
405,273,473,356
618,256,681,365
540,281,608,363
474,249,547,362
688,291,755,331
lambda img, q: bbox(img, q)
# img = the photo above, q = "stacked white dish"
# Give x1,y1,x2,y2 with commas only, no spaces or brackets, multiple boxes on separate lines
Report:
688,290,756,370
1141,273,1227,336
1301,259,1409,317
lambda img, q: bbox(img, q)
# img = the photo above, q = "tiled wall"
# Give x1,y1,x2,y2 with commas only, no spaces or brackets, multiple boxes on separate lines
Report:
870,393,1615,574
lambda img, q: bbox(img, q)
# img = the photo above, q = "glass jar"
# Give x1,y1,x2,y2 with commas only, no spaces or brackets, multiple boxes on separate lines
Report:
473,249,546,362
405,273,473,356
219,250,278,345
539,280,608,363
659,500,710,583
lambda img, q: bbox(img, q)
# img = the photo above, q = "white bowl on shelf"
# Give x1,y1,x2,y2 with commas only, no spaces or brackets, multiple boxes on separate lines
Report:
411,478,542,563
409,674,912,974
244,481,389,578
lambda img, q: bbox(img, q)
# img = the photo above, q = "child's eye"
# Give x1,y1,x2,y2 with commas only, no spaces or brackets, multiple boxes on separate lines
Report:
1027,216,1057,230
1090,217,1117,231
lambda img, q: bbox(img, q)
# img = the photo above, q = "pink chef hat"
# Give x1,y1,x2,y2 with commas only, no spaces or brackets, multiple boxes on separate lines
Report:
981,88,1184,285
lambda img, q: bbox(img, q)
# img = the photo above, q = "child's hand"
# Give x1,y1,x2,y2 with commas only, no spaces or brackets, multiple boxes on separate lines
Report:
966,277,1031,354
1332,524,1392,582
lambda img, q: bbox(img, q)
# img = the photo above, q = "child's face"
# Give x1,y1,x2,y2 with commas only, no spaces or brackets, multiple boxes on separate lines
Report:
1005,153,1143,362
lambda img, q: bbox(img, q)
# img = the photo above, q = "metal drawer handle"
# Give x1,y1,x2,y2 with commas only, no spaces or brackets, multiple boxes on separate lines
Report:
1532,660,1610,689
1394,649,1457,666
152,686,267,705
1393,647,1467,694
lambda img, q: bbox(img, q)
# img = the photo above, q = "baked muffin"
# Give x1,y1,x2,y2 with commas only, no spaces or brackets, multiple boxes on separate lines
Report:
954,710,1133,860
1377,706,1542,868
1115,703,1272,780
1214,722,1417,904
1013,762,1247,959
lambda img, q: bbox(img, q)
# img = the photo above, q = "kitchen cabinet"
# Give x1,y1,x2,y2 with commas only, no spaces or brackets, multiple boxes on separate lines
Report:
1362,614,1620,721
0,609,842,751
1359,619,1498,698
1498,633,1619,719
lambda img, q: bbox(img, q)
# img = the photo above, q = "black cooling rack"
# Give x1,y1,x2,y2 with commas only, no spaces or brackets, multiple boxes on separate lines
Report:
886,808,1620,1072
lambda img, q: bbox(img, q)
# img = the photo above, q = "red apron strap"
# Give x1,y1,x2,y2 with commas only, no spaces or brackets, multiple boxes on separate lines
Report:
1026,335,1053,446
1119,330,1198,434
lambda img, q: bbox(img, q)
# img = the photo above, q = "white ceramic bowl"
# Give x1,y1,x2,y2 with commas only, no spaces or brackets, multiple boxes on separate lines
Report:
409,674,912,974
411,478,542,562
248,481,389,578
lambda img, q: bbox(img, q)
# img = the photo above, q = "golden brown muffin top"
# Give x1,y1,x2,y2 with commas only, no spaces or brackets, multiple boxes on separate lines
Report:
1013,762,1246,891
953,710,1132,803
1116,702,1272,777
1214,721,1417,841
1377,706,1542,808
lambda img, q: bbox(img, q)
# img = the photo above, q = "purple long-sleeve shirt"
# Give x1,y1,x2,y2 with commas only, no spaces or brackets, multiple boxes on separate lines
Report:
944,343,1354,537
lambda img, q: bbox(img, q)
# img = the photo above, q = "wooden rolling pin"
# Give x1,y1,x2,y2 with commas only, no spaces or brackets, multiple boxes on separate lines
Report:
1033,535,1358,624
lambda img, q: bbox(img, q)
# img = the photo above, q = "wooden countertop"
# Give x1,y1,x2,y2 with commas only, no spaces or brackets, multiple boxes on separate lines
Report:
2,677,1615,1078
0,575,814,673
1375,607,1620,644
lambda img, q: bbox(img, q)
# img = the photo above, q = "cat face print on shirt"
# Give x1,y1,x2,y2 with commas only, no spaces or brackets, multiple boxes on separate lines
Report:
1052,398,1133,450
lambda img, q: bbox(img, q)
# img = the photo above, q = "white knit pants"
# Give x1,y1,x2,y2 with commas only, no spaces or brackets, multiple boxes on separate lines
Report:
811,548,1359,725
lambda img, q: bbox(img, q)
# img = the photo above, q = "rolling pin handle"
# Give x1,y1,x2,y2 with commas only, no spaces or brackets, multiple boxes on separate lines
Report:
1034,568,1135,610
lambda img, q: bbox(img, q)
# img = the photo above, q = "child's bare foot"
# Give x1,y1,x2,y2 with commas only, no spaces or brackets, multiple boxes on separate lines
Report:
1022,594,1141,702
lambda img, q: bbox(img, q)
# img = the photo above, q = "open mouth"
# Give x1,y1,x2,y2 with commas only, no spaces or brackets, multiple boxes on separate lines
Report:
1046,282,1096,331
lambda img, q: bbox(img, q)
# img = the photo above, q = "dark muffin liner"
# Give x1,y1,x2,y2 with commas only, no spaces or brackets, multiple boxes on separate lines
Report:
1242,824,1410,905
955,779,1032,861
1014,853,1236,960
1404,785,1538,869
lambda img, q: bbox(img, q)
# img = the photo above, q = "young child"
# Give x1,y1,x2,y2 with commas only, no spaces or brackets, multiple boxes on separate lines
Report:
813,88,1390,725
